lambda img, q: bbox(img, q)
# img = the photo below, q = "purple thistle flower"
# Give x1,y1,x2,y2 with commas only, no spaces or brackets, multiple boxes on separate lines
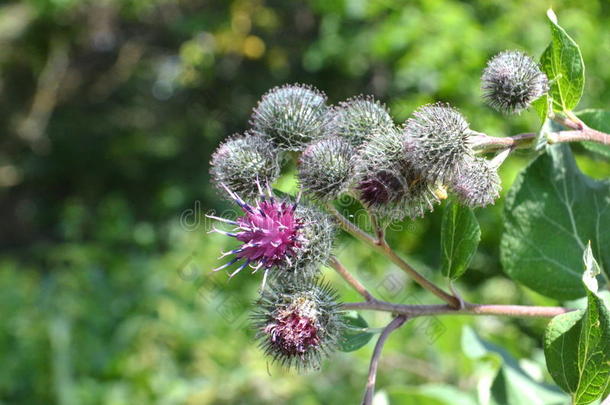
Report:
355,170,403,206
264,308,320,356
252,279,345,370
208,184,303,280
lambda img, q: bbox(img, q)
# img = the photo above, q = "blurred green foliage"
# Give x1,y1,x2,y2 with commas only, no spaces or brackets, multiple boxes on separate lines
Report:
1,0,609,404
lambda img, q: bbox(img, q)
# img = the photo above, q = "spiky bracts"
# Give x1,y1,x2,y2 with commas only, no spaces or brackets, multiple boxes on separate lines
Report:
250,83,330,151
298,137,355,201
210,132,280,201
481,50,549,114
252,279,344,371
353,126,440,221
401,103,505,208
404,103,473,185
208,186,335,282
331,96,394,147
279,202,337,281
450,157,501,207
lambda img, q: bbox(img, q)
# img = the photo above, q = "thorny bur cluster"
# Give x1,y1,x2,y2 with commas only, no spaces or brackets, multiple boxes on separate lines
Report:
208,50,549,370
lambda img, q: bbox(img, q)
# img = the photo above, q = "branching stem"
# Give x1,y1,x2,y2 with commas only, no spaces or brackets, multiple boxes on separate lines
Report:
327,204,461,308
342,300,572,318
328,256,375,302
547,128,610,145
361,315,408,405
472,113,610,153
470,131,536,151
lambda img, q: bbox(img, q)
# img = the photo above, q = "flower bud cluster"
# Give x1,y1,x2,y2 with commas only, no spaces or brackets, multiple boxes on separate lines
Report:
208,73,519,370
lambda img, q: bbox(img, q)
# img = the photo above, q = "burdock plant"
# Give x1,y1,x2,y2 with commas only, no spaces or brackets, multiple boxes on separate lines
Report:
206,10,610,404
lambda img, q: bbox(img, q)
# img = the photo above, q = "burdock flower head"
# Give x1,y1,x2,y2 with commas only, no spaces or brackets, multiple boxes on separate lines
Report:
298,137,355,201
208,184,335,283
353,126,440,220
210,132,280,201
404,103,473,184
250,83,330,151
449,156,501,208
252,279,344,371
481,50,549,114
331,95,394,147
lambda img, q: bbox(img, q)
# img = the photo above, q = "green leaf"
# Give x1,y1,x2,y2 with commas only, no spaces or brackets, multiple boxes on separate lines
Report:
440,202,481,280
532,94,550,122
338,311,374,352
576,109,610,158
544,250,610,405
461,326,568,405
574,290,610,404
539,9,585,112
544,309,584,393
501,144,610,300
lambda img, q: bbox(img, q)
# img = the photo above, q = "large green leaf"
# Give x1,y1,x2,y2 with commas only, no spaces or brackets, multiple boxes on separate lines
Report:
440,202,481,280
539,9,585,112
576,109,610,158
338,311,374,352
461,326,568,405
501,145,610,300
544,247,610,404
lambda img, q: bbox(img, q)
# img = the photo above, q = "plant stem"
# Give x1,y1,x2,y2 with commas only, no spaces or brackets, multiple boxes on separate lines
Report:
369,213,385,244
472,114,610,153
551,112,582,130
361,315,408,405
328,256,375,302
547,129,610,145
328,204,461,308
327,203,376,247
471,131,536,152
342,300,573,318
377,240,461,308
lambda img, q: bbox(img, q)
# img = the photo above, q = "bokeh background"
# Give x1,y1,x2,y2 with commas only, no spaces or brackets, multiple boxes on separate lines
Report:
1,0,609,404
